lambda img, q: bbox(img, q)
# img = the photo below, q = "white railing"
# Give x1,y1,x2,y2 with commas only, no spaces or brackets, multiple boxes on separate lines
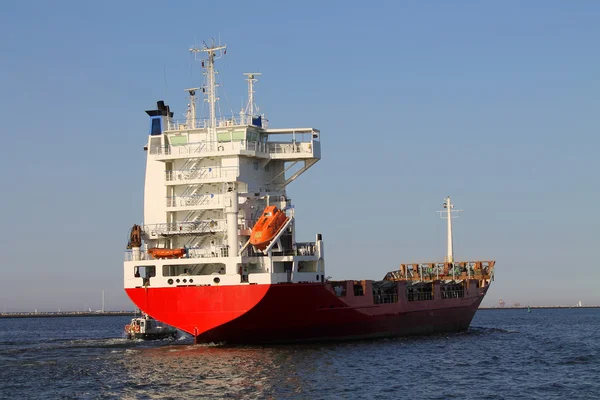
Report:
166,166,238,182
165,119,208,131
245,141,266,152
296,242,317,256
149,141,225,156
267,142,314,155
240,218,257,232
123,246,229,261
165,117,240,131
124,250,154,262
187,246,230,259
271,242,317,257
166,194,223,208
163,115,269,132
159,142,213,156
151,140,315,157
143,220,226,236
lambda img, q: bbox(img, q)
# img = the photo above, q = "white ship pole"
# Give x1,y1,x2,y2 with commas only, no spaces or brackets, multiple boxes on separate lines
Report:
207,51,217,132
438,196,462,268
225,187,239,272
190,43,226,141
190,90,196,127
446,196,453,263
243,73,261,117
185,88,200,129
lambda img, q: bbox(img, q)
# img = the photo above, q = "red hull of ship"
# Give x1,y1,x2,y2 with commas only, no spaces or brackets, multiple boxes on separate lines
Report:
126,283,488,344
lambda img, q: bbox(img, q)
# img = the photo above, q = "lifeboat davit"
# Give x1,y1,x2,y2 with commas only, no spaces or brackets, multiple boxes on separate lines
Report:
250,206,288,251
148,248,186,259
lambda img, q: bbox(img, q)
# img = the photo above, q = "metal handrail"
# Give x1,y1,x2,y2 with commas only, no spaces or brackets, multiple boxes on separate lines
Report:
163,114,270,132
441,289,465,299
124,251,154,262
165,194,222,208
143,220,226,236
385,261,495,282
407,291,434,302
151,139,315,157
165,166,239,182
267,142,313,154
373,294,399,304
187,246,229,259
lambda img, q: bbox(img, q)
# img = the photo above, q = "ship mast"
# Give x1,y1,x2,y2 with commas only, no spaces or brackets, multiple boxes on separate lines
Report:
438,196,462,263
189,42,226,140
243,72,261,118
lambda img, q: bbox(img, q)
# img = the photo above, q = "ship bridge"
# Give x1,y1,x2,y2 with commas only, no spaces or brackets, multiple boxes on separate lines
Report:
149,124,320,188
150,125,320,160
126,43,325,289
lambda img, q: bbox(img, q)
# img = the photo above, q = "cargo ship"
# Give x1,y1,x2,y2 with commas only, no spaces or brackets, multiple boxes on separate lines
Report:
124,41,495,344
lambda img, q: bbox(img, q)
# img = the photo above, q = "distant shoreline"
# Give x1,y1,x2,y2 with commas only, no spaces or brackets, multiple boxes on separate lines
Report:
479,306,600,310
0,311,135,319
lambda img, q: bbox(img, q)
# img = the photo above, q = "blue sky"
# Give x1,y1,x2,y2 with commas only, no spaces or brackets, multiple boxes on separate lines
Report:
0,1,598,311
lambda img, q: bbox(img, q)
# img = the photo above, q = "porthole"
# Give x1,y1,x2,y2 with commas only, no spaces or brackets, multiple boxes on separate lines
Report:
167,279,173,285
183,279,187,283
176,279,180,283
189,279,193,283
213,277,220,284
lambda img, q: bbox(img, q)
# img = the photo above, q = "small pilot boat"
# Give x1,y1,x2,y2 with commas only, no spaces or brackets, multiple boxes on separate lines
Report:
249,206,288,250
125,312,178,340
148,247,186,259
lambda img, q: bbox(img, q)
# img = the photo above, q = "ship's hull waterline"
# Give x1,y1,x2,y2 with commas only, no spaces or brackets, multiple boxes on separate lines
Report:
126,283,488,344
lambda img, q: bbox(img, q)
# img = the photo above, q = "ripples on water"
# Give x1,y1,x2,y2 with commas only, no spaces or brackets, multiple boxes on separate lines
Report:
0,309,599,399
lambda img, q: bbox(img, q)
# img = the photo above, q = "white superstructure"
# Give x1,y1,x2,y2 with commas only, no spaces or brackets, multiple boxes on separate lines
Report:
124,42,324,290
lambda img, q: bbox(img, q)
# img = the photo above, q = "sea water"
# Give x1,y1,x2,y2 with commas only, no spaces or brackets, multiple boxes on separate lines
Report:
0,309,598,399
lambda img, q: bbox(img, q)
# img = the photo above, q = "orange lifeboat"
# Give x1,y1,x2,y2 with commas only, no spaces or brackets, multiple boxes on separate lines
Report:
250,206,288,251
148,248,186,259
